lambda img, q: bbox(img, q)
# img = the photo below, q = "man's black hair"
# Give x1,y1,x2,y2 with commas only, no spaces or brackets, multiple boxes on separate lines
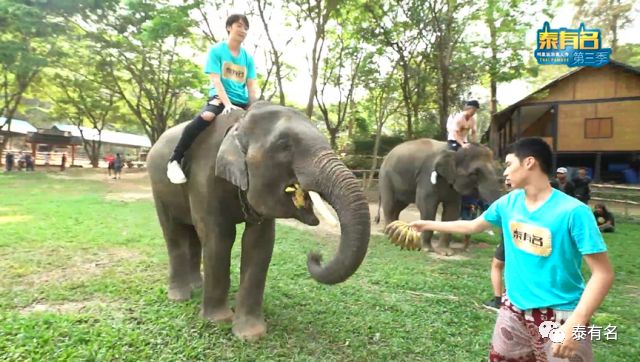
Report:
226,14,249,33
504,137,553,176
465,100,480,109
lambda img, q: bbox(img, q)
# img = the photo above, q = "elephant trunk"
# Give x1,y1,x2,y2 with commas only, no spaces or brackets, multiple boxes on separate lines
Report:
298,150,370,285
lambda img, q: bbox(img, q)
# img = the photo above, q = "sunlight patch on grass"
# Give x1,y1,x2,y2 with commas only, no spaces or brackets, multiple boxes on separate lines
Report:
0,215,31,224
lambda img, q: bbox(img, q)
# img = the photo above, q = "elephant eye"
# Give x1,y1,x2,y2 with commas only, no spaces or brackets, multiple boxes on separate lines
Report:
275,138,292,152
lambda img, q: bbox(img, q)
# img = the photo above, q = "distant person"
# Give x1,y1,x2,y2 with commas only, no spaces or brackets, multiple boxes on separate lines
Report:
5,152,14,172
17,151,25,171
446,100,479,151
573,167,592,205
44,152,50,171
60,153,67,171
113,153,123,180
106,154,115,177
550,167,575,197
593,203,615,233
24,153,34,171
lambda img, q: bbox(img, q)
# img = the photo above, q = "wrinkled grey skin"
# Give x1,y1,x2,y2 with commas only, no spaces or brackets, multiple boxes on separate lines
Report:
376,139,501,256
147,102,370,340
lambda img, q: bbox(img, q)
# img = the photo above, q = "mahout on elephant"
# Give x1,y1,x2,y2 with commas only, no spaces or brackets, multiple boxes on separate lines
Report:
376,138,501,255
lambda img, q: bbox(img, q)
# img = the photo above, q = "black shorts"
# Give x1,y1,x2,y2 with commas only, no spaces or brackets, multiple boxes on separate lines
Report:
494,238,505,262
201,96,248,116
447,140,461,151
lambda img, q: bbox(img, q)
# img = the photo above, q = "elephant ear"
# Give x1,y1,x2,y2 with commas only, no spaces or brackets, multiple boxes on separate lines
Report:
434,150,457,185
215,124,248,191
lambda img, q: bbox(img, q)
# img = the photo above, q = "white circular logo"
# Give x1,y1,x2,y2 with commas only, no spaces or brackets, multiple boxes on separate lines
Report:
549,328,566,343
538,321,559,338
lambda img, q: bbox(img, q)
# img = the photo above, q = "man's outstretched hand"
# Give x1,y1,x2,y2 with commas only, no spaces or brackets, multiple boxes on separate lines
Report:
409,220,433,232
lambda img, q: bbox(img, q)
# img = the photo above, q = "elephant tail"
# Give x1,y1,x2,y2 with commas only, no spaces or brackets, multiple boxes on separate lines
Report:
374,193,381,224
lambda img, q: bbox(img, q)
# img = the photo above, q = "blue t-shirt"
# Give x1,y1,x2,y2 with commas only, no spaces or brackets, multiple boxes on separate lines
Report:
483,188,607,311
204,42,256,105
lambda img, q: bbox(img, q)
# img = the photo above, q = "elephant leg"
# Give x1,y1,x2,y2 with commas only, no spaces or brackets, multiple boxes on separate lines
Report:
157,210,200,302
415,191,439,252
233,219,276,341
199,221,236,324
383,200,408,227
188,232,202,289
433,201,460,256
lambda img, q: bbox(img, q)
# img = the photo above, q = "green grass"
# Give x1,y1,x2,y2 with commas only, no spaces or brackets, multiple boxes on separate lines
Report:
0,171,638,361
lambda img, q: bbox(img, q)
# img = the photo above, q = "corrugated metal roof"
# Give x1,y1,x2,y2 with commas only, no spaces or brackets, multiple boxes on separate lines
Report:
53,124,151,148
0,117,38,134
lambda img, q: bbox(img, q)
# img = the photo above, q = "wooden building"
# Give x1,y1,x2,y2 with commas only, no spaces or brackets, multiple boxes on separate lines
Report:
489,60,640,183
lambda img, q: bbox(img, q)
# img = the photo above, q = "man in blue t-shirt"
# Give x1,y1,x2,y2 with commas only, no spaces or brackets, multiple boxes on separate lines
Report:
410,137,613,361
167,14,258,184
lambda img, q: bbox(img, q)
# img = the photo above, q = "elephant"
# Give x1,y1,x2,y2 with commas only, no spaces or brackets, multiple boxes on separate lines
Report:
375,139,501,256
146,101,370,341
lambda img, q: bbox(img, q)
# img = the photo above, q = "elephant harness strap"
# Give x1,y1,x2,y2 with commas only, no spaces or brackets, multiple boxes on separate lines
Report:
237,188,264,224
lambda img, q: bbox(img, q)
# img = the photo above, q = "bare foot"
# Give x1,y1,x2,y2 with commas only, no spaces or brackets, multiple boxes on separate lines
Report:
201,307,234,324
232,316,267,341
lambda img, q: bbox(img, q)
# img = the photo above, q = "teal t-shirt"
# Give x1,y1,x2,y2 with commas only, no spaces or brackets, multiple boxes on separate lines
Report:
204,42,256,105
483,188,607,311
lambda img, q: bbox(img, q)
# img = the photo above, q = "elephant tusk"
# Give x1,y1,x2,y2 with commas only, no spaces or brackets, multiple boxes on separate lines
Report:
308,191,338,226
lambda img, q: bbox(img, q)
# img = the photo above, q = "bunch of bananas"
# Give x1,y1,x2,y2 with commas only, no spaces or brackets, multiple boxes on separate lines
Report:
285,183,306,209
384,220,422,251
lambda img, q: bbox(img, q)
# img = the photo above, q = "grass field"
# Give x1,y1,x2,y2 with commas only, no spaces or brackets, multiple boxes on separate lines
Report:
1,170,638,361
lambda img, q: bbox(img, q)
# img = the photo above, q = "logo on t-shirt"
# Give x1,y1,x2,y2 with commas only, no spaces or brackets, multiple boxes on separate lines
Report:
222,61,246,83
509,221,552,256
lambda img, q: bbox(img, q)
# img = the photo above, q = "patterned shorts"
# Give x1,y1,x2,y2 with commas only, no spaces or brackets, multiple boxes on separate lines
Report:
489,296,593,362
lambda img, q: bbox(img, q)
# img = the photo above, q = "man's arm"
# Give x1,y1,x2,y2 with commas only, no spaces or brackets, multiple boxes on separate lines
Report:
409,215,493,234
209,73,235,108
470,117,478,142
246,78,258,104
553,252,614,358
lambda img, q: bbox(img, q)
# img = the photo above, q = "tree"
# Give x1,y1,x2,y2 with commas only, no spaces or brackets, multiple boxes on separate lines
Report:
256,0,296,105
76,1,205,143
289,0,339,117
360,68,402,190
573,0,635,54
363,0,432,139
315,26,366,149
47,42,121,168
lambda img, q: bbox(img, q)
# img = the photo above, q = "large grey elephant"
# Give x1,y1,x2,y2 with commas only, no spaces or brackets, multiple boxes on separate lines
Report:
146,101,370,341
376,139,501,255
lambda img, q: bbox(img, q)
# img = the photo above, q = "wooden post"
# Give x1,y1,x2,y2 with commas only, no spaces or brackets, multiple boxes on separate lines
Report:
594,152,602,182
31,142,36,157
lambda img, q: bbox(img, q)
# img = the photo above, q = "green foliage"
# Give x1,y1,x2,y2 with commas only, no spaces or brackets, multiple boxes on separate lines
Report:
352,135,405,156
0,171,639,360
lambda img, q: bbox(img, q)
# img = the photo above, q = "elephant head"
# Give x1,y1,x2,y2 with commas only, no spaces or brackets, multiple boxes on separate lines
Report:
215,102,370,284
437,143,502,202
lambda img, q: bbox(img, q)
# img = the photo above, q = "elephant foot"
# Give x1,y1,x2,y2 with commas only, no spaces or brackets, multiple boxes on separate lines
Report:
201,306,234,324
232,316,267,342
434,247,455,256
168,285,192,302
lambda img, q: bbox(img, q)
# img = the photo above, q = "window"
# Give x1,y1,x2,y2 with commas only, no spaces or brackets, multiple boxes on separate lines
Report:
584,118,612,138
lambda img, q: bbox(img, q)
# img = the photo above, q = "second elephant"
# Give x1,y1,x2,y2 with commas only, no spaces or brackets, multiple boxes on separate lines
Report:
376,139,501,255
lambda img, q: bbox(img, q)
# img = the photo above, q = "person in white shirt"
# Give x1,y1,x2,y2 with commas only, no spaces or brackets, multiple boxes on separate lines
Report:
447,100,479,151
